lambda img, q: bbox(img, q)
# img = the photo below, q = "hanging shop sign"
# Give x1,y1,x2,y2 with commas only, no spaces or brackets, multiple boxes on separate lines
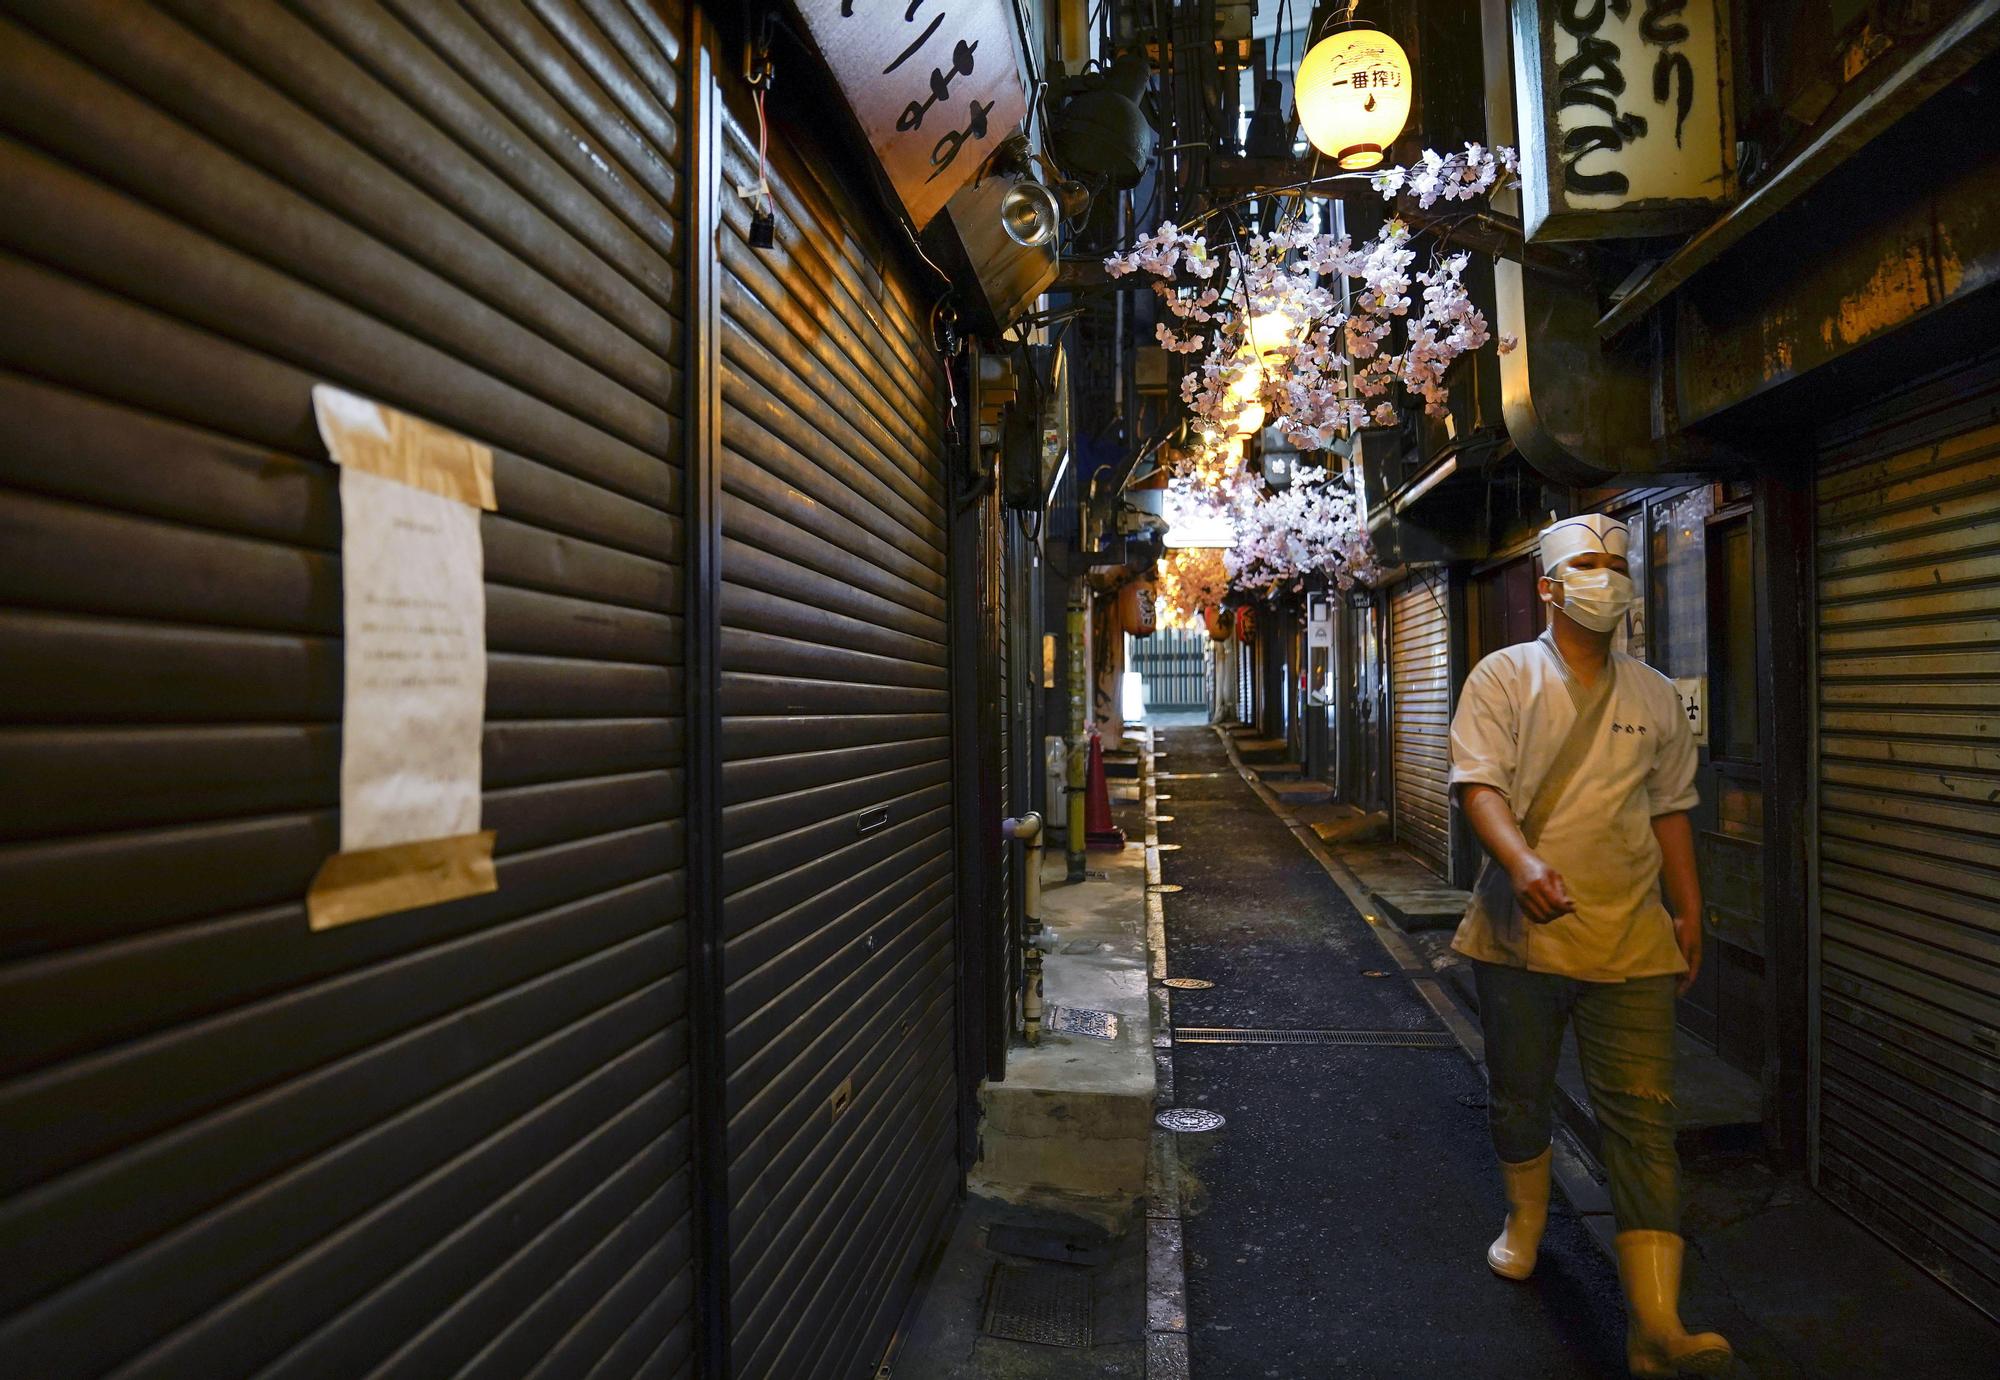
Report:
1509,0,1735,242
1121,579,1158,637
794,1,1030,231
308,386,498,930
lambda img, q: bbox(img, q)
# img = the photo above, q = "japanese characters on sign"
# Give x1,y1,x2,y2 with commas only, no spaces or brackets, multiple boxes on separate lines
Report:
798,1,1030,230
1511,0,1735,242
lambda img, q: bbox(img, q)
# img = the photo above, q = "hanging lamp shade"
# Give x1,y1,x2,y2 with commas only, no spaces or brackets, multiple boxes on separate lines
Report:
1242,309,1298,359
1295,26,1411,171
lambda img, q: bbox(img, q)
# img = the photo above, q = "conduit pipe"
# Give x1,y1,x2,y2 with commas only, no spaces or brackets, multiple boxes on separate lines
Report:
1003,812,1046,1045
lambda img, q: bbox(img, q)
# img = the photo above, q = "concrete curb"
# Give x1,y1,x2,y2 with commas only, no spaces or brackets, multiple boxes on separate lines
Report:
1208,726,1622,1263
1139,728,1191,1380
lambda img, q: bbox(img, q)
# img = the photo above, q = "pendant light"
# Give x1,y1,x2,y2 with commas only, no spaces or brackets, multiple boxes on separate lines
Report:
1295,22,1411,171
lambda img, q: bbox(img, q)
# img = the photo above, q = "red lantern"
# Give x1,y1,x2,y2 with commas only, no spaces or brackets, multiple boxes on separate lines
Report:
1236,605,1257,643
1120,579,1158,637
1202,605,1231,640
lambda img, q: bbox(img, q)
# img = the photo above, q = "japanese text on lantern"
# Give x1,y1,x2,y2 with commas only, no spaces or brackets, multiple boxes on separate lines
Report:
801,1,1028,229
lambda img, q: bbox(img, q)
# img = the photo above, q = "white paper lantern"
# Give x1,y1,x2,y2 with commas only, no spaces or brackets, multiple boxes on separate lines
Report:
1296,27,1411,171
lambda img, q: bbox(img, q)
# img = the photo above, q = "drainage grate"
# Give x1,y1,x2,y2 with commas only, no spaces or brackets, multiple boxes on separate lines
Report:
1044,1005,1118,1040
1162,977,1213,990
982,1264,1092,1348
1083,869,1109,880
1173,1027,1458,1048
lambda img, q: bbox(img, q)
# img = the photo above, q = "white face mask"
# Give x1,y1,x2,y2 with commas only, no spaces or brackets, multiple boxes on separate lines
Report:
1548,567,1636,633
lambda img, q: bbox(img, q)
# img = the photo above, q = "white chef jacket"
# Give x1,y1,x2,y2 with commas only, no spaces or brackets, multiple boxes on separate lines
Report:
1447,631,1699,981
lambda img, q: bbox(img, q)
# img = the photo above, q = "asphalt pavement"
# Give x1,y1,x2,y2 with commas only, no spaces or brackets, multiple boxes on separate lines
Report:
1156,726,1633,1378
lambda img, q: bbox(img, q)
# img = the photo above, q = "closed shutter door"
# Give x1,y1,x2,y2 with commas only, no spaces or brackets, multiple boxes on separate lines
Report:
1814,417,2000,1321
716,83,958,1379
0,3,693,1377
1392,575,1452,877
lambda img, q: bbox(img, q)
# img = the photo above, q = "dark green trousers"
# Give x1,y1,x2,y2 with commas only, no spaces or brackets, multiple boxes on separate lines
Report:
1473,961,1681,1233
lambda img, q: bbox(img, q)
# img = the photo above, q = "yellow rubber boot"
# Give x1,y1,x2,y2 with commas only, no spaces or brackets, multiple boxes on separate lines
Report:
1615,1230,1733,1376
1486,1148,1551,1280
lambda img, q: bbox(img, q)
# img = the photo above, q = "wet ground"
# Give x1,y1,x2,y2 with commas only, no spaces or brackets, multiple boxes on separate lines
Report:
1153,723,1999,1379
1156,725,1634,1377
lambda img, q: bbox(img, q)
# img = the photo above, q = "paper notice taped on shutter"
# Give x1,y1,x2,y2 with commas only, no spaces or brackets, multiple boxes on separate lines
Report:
308,385,498,930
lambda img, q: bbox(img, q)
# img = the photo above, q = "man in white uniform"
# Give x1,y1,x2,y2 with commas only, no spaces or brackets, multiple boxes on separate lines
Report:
1449,514,1731,1377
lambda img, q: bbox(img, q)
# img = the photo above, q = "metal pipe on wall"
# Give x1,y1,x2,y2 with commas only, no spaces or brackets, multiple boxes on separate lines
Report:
1003,811,1046,1044
1066,593,1088,882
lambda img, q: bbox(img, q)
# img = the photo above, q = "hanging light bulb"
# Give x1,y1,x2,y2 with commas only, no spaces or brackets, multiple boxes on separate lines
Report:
1226,361,1264,406
1295,25,1411,171
1241,309,1299,360
1231,401,1267,437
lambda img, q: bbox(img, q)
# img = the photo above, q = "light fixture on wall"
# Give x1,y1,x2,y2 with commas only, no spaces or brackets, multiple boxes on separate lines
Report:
1000,179,1061,247
1295,21,1411,171
1048,54,1156,189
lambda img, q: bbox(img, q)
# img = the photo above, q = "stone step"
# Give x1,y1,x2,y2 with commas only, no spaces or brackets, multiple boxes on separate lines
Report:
1307,810,1390,845
1268,778,1335,804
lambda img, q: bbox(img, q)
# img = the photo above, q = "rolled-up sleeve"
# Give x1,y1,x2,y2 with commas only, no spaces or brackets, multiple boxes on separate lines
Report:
1449,657,1518,798
1648,683,1701,815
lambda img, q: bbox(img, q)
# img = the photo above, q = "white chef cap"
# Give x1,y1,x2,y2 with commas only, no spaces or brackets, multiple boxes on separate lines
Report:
1539,513,1630,575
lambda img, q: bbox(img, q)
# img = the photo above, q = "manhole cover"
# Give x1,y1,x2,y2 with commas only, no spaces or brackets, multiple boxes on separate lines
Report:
1044,1005,1118,1039
1360,969,1389,978
1156,1108,1226,1133
1154,794,1173,801
1148,883,1183,894
1153,814,1175,822
1163,977,1214,990
1456,1092,1489,1109
982,1263,1092,1348
1152,842,1183,852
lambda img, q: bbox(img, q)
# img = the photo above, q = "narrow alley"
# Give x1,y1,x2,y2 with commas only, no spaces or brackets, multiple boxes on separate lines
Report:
1158,724,1631,1376
1148,722,1993,1379
4,3,1998,1378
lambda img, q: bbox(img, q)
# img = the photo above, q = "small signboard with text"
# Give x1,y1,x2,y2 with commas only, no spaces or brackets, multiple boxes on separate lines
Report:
794,1,1030,231
1510,0,1736,242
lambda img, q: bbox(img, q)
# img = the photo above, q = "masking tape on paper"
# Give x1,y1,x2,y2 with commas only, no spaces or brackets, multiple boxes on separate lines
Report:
312,383,497,511
308,831,498,931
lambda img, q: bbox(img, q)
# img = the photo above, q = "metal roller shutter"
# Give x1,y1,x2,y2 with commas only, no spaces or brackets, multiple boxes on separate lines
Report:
714,76,958,1380
1391,574,1453,878
0,2,693,1375
1814,415,2000,1322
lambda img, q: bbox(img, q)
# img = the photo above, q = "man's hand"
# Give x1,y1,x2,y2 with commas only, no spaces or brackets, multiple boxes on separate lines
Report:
1509,853,1576,924
1674,911,1703,995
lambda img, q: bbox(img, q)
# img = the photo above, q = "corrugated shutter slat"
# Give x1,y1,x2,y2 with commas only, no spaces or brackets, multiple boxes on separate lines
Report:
1392,576,1453,877
1815,417,2000,1322
0,2,693,1375
715,82,956,1380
